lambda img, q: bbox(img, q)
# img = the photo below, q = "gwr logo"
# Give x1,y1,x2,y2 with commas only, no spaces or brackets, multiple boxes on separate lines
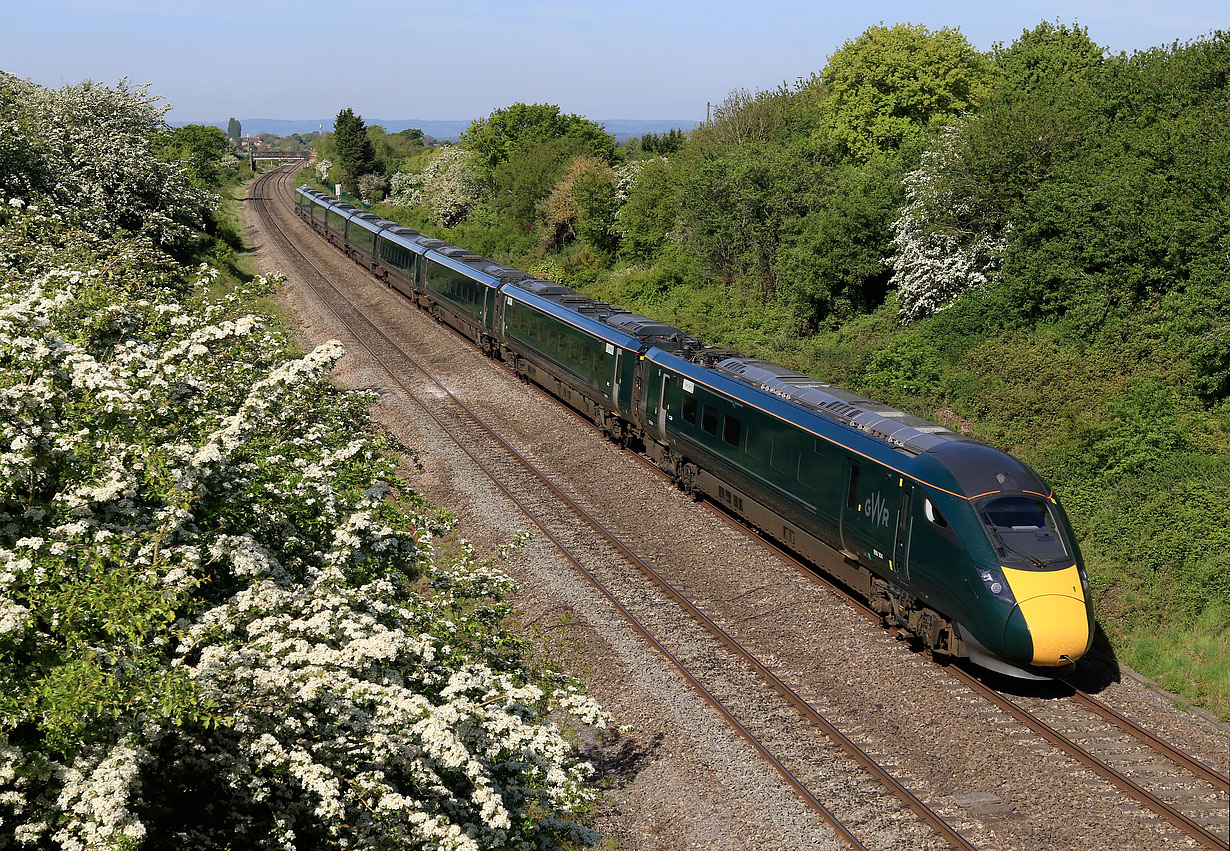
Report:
864,491,891,527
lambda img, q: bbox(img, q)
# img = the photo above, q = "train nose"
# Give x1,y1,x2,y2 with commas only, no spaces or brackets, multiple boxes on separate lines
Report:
1000,565,1091,667
1003,594,1090,666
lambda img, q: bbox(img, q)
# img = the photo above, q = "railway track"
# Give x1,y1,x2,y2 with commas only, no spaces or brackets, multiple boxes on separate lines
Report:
247,164,977,851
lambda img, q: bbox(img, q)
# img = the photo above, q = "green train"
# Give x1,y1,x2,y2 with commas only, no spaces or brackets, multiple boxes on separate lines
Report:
295,185,1094,679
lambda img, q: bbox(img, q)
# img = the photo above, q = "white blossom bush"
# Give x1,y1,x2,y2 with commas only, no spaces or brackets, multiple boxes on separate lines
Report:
356,173,388,204
314,158,333,184
888,126,1007,322
388,169,425,207
613,160,648,204
389,148,483,226
0,72,209,254
0,76,608,851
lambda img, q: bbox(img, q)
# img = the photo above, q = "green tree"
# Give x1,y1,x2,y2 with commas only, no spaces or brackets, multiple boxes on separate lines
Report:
617,156,680,261
461,102,618,181
817,23,995,161
334,107,375,193
158,123,231,187
993,20,1105,94
539,155,620,255
490,136,590,227
227,116,241,143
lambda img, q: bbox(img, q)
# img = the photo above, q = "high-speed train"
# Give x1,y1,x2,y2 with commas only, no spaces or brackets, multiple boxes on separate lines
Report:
294,184,1094,679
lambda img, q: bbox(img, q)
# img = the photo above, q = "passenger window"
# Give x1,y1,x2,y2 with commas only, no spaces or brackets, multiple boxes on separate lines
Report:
682,395,697,424
701,405,719,435
570,339,579,359
723,416,742,447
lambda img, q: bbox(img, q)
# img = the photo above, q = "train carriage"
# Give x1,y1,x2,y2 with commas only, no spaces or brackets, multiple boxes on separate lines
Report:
376,227,436,300
345,212,397,271
295,187,331,234
642,345,1090,675
419,247,505,347
498,280,644,434
323,200,361,249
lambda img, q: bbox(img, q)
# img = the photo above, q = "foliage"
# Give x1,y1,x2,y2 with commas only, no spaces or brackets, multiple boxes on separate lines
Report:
333,108,375,193
423,147,483,227
889,127,1009,320
692,87,791,149
992,20,1105,94
487,137,591,235
539,156,619,256
313,158,333,185
772,153,903,327
388,147,482,225
356,172,387,204
0,73,210,255
636,129,686,155
461,103,619,182
157,124,234,189
226,117,241,143
613,157,678,262
1,76,609,846
816,23,995,161
365,125,431,177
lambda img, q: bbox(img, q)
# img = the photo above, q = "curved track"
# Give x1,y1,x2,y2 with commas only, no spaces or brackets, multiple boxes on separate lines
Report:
248,164,978,851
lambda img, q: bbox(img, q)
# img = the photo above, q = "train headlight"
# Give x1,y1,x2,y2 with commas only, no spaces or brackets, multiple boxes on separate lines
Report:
978,567,1016,604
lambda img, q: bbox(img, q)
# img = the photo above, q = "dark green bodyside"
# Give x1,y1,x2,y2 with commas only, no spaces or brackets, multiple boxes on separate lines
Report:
348,223,375,257
325,208,348,239
504,299,629,412
423,259,493,330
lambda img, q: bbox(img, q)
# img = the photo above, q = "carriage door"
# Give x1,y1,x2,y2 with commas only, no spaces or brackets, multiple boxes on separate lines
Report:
657,373,671,441
839,459,898,576
611,347,621,406
894,481,913,581
643,366,667,438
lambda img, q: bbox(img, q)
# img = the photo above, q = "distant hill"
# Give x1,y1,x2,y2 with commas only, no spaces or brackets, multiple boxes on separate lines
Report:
174,117,702,143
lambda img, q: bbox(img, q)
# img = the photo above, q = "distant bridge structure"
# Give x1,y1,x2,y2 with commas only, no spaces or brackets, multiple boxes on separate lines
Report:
248,150,312,169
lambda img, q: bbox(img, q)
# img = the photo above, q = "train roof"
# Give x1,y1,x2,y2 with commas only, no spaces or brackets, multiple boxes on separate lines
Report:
382,227,442,255
714,357,961,456
348,212,395,234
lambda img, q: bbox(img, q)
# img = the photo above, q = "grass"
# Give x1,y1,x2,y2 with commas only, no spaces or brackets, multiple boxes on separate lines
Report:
1110,604,1230,720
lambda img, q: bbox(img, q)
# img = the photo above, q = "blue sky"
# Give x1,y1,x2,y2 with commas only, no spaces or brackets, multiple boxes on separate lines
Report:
3,1,1225,124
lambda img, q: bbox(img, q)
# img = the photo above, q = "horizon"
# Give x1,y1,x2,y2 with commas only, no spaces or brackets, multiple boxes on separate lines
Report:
4,1,1226,124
